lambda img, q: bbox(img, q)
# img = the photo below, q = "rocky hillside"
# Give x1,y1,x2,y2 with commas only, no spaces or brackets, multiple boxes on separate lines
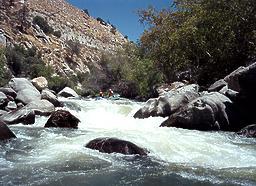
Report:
0,0,127,82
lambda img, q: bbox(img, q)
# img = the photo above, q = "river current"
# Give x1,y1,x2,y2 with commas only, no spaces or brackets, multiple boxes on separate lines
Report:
0,98,255,186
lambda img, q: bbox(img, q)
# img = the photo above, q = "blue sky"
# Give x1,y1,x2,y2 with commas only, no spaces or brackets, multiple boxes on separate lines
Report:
67,0,171,42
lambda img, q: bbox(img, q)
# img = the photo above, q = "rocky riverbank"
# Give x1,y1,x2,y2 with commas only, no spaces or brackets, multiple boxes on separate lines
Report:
134,62,256,138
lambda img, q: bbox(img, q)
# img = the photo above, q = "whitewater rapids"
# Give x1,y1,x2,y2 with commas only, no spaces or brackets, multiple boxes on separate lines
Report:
0,98,255,186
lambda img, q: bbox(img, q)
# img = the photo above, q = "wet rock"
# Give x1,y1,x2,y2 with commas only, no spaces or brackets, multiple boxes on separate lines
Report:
134,84,199,119
208,79,227,92
58,87,79,98
0,88,17,98
9,78,41,104
32,76,48,91
237,124,256,138
5,101,17,111
160,92,233,131
0,121,16,140
44,110,80,129
25,99,55,116
0,108,35,125
0,92,8,109
0,110,8,116
41,89,62,107
85,138,148,156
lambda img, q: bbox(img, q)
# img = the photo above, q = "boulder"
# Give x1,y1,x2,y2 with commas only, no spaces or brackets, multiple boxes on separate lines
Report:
44,110,80,129
160,92,234,131
156,82,185,96
58,87,79,98
25,99,55,116
85,138,148,156
31,76,48,91
41,89,62,107
134,84,199,119
0,110,8,116
5,101,17,111
0,88,17,98
0,108,35,125
237,124,256,138
208,79,227,92
9,78,41,104
0,92,8,109
0,121,16,140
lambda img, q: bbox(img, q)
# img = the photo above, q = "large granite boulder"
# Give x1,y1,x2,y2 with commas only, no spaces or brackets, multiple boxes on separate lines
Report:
237,124,256,138
41,89,62,107
58,87,79,98
134,84,199,119
44,110,80,129
9,78,41,104
31,76,48,91
0,108,35,125
160,92,234,131
0,121,16,140
25,99,55,116
85,138,148,156
156,82,186,96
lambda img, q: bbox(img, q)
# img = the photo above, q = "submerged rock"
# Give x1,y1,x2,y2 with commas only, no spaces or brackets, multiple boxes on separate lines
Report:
58,87,79,98
0,121,16,140
237,124,256,138
134,84,199,119
85,138,148,156
44,110,80,129
160,92,233,131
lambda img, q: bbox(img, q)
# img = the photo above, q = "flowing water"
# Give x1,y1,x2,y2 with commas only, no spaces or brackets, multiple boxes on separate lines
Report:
0,98,256,186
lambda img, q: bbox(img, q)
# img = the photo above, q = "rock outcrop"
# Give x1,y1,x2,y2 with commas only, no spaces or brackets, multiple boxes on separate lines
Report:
85,138,148,156
44,110,80,129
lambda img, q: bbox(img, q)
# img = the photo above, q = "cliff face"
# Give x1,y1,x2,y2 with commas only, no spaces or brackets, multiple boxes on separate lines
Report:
0,0,127,79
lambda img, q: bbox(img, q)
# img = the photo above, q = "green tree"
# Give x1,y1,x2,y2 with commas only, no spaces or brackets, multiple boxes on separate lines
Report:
139,0,256,85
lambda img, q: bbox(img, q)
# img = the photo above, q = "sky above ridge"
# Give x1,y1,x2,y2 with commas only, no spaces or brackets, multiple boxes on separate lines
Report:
67,0,171,42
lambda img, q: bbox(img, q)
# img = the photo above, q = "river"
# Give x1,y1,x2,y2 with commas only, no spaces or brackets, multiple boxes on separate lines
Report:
0,98,255,186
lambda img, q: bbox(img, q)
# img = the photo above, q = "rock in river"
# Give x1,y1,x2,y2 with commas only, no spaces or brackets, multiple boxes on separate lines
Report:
85,137,148,156
44,110,80,129
0,121,16,140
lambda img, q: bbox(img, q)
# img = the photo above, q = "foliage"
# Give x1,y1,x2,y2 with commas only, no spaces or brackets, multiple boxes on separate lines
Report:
53,30,62,38
100,43,163,98
96,17,108,26
0,47,11,86
138,0,256,85
33,16,54,34
66,39,81,57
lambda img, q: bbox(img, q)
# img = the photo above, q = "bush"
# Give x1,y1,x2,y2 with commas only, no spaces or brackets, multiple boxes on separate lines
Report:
66,39,81,57
33,16,54,34
53,30,62,38
0,48,11,86
96,17,107,26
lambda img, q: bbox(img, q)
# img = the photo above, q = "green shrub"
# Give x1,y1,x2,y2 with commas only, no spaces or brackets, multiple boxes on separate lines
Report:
33,16,54,34
0,48,11,86
53,30,62,38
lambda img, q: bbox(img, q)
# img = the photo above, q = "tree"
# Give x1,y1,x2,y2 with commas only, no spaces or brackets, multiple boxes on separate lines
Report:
139,0,256,85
